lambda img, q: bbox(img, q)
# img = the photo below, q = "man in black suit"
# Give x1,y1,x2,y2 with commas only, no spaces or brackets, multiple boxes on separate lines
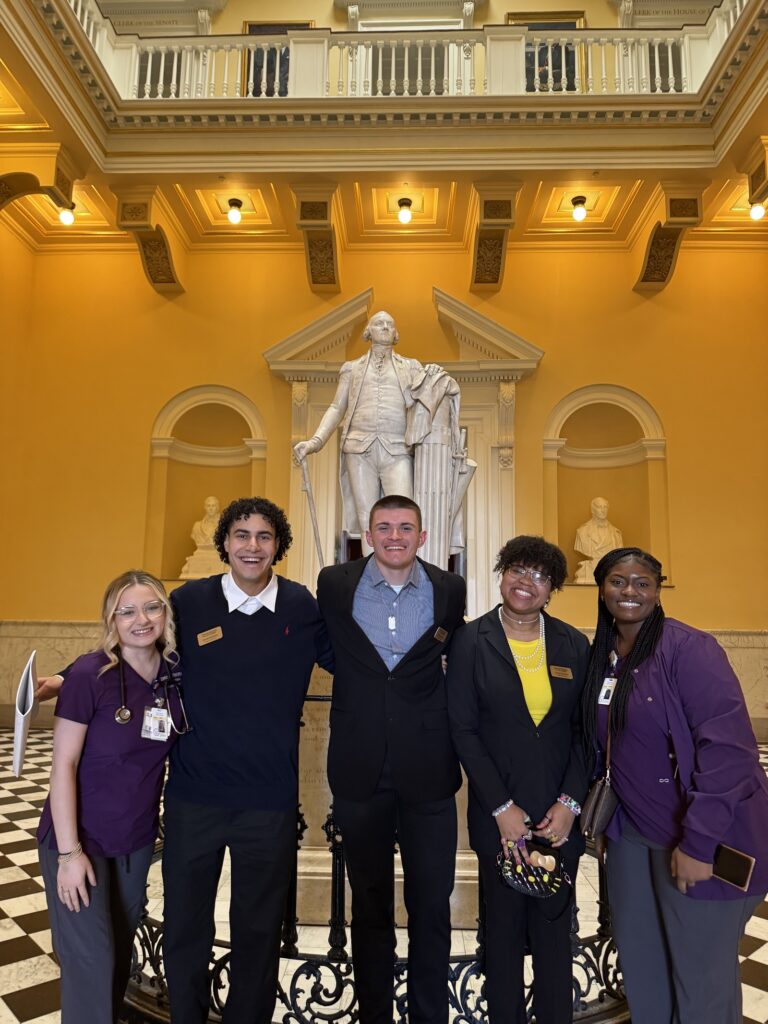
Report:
316,494,466,1024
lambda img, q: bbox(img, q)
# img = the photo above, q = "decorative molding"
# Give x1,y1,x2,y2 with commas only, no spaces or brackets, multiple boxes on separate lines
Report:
744,136,768,204
135,227,184,293
470,182,521,293
300,201,329,221
557,438,667,468
543,384,665,441
292,184,340,293
0,146,80,214
635,181,703,291
150,438,265,466
635,222,685,291
472,231,505,286
433,288,544,374
152,385,267,441
498,380,516,449
263,289,373,380
306,231,339,288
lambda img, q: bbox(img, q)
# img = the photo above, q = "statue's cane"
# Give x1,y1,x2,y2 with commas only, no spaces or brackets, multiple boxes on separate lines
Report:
300,458,326,568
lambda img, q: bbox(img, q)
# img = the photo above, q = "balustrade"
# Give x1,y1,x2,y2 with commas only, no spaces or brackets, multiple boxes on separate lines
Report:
56,0,753,104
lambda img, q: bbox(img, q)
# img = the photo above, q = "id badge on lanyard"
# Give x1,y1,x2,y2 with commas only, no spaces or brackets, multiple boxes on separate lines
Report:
598,677,617,706
141,706,170,741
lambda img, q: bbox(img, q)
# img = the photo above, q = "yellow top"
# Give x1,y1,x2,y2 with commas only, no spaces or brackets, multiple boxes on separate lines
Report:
508,639,552,726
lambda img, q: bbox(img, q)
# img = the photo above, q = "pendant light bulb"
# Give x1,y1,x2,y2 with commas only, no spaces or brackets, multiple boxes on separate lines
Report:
571,196,587,222
749,202,766,221
59,206,75,226
227,198,243,225
397,197,413,225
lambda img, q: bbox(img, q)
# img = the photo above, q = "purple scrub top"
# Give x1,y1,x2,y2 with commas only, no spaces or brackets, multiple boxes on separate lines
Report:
38,649,182,858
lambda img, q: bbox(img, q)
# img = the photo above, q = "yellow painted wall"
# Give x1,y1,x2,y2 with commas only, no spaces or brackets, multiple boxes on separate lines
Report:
211,0,619,35
1,221,766,630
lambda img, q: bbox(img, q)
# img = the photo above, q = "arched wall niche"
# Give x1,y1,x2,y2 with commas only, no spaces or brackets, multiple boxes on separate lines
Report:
542,384,671,583
145,386,267,579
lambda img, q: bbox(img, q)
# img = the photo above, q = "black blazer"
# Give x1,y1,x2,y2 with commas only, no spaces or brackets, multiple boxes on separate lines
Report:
447,608,590,856
317,556,466,803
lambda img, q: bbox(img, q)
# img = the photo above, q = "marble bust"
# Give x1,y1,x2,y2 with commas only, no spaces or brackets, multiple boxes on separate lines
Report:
293,310,474,566
179,496,227,579
574,497,624,583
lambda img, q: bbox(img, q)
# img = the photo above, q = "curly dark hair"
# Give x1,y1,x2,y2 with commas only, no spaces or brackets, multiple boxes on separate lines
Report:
214,497,293,565
493,535,568,591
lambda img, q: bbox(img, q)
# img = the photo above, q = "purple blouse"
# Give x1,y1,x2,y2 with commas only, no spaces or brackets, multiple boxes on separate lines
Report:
38,650,182,858
596,618,768,900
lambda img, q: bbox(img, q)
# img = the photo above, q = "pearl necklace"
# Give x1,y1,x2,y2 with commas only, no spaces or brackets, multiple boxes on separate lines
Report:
498,607,546,674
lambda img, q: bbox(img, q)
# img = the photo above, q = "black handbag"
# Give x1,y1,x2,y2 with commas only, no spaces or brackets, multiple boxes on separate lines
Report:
497,840,572,898
581,703,619,840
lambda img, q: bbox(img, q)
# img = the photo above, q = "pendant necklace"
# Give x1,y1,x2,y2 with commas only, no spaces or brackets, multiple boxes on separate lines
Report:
498,607,546,674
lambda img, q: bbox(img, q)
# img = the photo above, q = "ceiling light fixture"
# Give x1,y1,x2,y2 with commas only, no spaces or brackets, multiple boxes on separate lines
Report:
571,195,587,222
749,202,766,221
227,198,243,225
59,205,75,226
397,197,413,225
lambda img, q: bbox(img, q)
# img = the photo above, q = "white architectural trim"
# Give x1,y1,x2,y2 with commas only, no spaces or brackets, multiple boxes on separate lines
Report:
263,289,374,381
556,438,667,468
543,383,665,442
433,288,544,375
150,438,266,466
152,385,266,441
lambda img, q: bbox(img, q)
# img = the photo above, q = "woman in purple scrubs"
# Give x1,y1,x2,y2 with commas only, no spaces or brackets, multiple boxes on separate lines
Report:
582,546,768,1024
37,570,185,1024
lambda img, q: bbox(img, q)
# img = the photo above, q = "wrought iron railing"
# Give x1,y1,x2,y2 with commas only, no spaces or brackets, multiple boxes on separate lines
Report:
122,695,628,1023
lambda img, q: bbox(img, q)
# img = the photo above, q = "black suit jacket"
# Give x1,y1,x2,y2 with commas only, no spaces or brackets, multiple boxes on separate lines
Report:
317,556,466,803
447,608,590,856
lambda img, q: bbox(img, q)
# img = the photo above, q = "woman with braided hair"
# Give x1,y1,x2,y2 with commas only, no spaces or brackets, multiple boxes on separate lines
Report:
582,546,768,1024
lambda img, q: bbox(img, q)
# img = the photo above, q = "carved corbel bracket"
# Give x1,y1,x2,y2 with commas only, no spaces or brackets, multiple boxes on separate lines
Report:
292,184,341,294
0,146,80,214
114,188,184,295
635,181,704,292
743,136,768,205
470,182,522,293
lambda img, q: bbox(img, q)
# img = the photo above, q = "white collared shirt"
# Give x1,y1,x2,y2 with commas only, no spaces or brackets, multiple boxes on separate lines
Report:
221,571,278,616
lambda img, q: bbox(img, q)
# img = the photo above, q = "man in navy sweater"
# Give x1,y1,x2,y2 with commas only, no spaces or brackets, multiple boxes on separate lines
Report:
40,497,333,1023
161,496,333,1023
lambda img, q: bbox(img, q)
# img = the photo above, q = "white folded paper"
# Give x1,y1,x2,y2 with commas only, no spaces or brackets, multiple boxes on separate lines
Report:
13,651,39,777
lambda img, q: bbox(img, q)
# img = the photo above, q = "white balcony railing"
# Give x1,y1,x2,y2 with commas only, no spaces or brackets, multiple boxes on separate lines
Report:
60,0,751,103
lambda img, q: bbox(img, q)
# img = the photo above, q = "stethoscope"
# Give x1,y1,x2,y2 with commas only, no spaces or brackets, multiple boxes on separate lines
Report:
115,655,191,734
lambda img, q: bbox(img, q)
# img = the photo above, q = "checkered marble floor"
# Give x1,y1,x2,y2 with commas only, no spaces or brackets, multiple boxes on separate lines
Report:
0,731,767,1023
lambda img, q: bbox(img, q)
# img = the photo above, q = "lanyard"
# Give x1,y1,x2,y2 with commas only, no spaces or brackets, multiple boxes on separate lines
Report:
114,656,191,734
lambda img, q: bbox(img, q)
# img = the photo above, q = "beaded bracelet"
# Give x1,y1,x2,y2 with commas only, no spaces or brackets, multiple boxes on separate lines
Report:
558,793,581,816
57,842,83,865
492,798,515,818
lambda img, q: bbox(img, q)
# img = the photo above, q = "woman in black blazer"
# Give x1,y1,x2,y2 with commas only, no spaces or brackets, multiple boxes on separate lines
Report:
447,536,590,1024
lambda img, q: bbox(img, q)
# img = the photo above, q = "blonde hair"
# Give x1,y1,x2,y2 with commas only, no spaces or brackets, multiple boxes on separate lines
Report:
97,570,177,677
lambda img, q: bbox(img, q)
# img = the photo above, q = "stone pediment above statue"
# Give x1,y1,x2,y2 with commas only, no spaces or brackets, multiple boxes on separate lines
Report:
262,287,544,385
265,289,544,613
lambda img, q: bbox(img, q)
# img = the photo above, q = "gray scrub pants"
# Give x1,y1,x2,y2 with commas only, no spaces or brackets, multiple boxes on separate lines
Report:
39,835,154,1024
606,825,763,1024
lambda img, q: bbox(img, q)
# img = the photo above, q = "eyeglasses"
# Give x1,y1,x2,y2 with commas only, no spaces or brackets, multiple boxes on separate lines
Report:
114,601,166,622
505,565,552,586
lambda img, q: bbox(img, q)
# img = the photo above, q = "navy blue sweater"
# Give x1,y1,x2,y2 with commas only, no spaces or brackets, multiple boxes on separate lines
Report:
166,574,333,810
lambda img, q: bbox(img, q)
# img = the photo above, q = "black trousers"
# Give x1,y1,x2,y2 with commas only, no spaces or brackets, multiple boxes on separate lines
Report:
161,796,296,1024
333,787,457,1024
478,851,578,1024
